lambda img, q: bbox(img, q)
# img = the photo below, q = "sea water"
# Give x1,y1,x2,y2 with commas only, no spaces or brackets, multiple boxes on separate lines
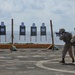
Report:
0,31,75,45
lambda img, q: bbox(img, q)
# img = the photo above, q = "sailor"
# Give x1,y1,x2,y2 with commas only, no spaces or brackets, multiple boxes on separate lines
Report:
71,35,75,56
59,28,74,63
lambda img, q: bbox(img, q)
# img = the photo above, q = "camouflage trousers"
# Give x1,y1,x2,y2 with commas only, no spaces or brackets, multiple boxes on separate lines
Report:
72,46,75,56
62,44,74,59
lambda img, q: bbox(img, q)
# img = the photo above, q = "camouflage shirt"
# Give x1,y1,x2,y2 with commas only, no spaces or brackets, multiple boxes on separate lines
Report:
59,32,72,44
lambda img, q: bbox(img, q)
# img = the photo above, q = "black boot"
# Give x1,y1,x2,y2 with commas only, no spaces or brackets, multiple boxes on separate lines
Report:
72,58,74,63
59,58,65,63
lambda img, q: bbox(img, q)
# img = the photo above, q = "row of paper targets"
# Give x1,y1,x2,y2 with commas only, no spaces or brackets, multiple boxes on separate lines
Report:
19,22,47,41
0,22,47,42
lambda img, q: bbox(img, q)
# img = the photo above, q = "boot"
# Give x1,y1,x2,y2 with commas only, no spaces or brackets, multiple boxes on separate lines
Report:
59,58,65,63
72,58,74,63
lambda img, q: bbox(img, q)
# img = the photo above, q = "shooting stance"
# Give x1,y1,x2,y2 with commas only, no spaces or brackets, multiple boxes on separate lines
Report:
59,28,74,63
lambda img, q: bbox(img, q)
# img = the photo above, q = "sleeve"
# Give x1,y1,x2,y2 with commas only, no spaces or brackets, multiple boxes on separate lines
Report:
59,34,65,40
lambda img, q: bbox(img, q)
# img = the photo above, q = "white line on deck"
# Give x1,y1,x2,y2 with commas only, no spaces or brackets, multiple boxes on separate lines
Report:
35,59,75,74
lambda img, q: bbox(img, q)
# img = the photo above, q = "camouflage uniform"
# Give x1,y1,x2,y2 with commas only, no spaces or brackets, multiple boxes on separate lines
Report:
59,29,74,63
71,35,75,56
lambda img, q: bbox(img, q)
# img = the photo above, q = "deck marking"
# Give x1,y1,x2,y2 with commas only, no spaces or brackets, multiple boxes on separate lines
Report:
36,58,75,74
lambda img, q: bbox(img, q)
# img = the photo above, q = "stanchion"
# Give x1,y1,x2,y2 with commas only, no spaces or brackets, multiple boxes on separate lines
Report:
50,20,54,50
10,19,17,52
47,20,54,50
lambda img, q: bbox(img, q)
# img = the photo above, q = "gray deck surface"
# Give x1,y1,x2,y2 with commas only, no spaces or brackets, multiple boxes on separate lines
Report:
0,47,75,75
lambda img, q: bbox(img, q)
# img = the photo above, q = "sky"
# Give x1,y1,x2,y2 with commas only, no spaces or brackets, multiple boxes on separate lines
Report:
0,0,75,32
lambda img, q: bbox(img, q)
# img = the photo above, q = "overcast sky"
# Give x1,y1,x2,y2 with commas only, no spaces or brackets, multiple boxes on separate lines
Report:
0,0,75,31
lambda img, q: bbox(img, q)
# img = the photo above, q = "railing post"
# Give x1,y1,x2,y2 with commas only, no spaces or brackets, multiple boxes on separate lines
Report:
50,20,54,50
11,19,14,44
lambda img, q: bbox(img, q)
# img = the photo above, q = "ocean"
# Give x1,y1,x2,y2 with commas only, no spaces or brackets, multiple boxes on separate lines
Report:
0,31,75,45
